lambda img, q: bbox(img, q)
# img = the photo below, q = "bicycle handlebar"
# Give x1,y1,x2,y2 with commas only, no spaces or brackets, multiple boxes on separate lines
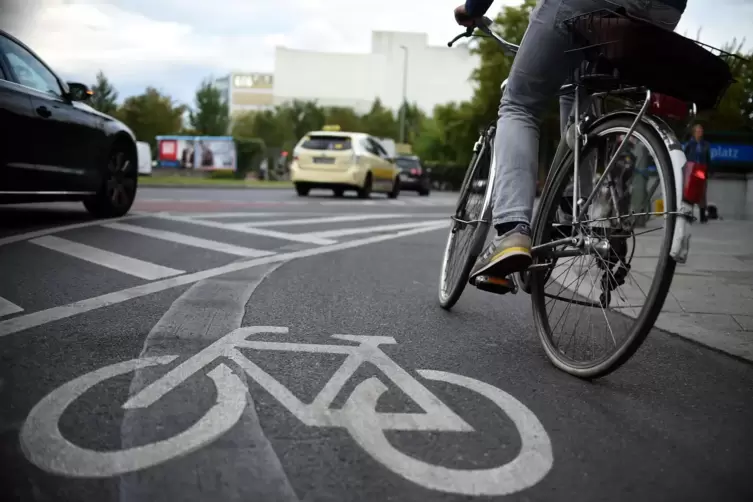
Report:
447,16,519,57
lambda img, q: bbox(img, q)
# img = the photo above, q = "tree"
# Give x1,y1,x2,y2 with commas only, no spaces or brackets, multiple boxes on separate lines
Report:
189,78,230,136
362,98,398,139
115,87,185,148
278,99,326,143
231,109,293,151
698,41,753,132
89,71,118,115
323,106,364,132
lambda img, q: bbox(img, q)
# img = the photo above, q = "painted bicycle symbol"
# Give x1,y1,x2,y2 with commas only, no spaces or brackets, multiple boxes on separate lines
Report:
21,326,553,496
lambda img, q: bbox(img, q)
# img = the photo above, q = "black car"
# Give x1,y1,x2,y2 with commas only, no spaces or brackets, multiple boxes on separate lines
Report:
395,155,431,196
0,29,138,217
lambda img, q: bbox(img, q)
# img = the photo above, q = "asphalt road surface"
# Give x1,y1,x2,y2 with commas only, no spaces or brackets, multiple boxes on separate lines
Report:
1,187,752,502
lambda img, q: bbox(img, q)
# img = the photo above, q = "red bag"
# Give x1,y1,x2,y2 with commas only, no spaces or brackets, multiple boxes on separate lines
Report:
683,161,707,205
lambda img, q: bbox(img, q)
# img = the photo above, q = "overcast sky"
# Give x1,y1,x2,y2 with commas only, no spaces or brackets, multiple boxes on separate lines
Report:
2,0,751,106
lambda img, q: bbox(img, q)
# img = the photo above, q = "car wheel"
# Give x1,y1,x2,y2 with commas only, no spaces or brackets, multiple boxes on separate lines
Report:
388,177,400,199
83,142,137,218
357,174,372,199
333,188,344,197
295,183,310,196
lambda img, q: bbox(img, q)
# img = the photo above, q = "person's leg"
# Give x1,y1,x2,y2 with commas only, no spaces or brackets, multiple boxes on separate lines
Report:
471,0,579,280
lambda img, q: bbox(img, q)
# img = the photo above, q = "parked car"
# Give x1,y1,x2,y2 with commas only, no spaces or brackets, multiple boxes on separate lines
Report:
290,130,400,199
395,155,431,196
0,29,138,217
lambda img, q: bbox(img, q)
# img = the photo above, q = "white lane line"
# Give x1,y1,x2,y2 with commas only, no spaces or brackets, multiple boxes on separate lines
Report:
0,297,23,317
303,220,447,239
244,213,413,228
0,214,141,248
231,226,337,245
152,213,336,245
177,212,292,219
103,222,274,258
29,235,184,280
0,222,447,337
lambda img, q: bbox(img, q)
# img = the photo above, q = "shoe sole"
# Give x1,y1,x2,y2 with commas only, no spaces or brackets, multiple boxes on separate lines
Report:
471,249,532,279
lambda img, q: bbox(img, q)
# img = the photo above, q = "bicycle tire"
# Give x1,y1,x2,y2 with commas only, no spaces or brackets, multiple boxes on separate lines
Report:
529,115,677,379
438,134,493,310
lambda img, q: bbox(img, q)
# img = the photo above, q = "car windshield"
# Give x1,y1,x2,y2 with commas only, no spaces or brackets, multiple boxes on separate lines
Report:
395,157,421,169
300,135,352,151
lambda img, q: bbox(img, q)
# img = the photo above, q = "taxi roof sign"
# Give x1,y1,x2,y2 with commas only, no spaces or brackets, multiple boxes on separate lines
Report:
322,124,341,131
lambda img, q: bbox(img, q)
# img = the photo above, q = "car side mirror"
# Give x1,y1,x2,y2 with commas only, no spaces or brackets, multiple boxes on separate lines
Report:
67,82,93,102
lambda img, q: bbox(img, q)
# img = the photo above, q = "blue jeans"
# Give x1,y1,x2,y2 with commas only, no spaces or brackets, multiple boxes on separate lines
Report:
491,0,682,228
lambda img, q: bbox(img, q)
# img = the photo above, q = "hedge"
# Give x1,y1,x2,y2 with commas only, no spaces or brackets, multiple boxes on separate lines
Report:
233,137,266,179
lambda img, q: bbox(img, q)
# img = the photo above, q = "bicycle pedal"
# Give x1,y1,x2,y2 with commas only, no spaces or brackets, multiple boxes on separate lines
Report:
471,275,517,295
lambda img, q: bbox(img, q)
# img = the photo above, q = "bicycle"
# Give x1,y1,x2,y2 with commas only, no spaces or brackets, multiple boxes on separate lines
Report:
21,326,553,496
438,10,745,379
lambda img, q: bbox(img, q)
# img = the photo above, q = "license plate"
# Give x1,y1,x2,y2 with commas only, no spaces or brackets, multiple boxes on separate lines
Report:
399,174,410,180
313,157,335,164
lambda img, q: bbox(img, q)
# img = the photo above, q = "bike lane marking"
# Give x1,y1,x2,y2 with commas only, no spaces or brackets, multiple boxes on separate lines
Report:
117,262,300,501
19,263,300,500
0,222,447,337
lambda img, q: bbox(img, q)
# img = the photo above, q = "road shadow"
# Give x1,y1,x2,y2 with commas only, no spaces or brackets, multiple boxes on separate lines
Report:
0,204,94,238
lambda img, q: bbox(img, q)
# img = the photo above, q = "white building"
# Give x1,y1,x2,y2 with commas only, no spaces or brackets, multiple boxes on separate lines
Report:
272,31,480,114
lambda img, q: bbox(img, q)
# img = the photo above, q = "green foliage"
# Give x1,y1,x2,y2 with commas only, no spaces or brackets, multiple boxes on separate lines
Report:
362,98,398,139
89,71,118,115
233,137,266,178
114,87,185,149
189,78,230,135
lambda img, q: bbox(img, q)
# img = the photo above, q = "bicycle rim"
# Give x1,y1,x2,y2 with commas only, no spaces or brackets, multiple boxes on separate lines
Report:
438,139,493,309
530,117,677,378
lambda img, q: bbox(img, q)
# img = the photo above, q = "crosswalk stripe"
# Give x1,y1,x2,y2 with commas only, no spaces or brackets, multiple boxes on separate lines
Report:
103,222,275,258
152,214,337,246
302,220,447,239
177,212,291,219
0,297,23,317
30,236,185,280
244,214,413,228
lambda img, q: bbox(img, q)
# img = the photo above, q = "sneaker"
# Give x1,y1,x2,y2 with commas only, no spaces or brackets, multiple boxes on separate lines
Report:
470,224,533,280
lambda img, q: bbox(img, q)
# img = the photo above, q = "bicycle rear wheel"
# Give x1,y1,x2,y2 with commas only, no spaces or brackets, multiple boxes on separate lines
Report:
438,131,494,310
529,116,677,378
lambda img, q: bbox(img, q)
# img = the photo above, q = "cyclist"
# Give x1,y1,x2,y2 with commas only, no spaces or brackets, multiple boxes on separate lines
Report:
455,0,686,285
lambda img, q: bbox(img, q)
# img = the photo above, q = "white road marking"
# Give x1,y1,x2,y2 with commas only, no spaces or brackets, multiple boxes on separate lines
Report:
102,222,274,258
240,213,414,228
22,324,551,494
152,213,336,245
0,214,141,248
0,222,447,337
303,220,447,239
29,235,184,280
175,212,292,219
0,297,23,317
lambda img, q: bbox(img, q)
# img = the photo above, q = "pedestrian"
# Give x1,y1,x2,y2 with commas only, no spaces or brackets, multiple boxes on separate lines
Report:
683,124,711,223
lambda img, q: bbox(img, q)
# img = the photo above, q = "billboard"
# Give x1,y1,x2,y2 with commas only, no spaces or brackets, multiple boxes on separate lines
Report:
155,136,237,171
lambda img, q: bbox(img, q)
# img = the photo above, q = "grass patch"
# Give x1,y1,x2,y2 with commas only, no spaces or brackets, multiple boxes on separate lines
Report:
138,175,293,189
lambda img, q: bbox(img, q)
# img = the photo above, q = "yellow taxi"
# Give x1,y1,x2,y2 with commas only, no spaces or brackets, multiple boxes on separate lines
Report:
290,127,401,199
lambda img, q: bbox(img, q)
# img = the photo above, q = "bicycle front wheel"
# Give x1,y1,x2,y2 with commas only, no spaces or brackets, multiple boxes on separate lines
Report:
438,133,493,310
529,116,678,378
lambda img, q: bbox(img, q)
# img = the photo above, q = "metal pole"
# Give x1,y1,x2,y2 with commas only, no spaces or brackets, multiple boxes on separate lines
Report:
399,45,408,144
